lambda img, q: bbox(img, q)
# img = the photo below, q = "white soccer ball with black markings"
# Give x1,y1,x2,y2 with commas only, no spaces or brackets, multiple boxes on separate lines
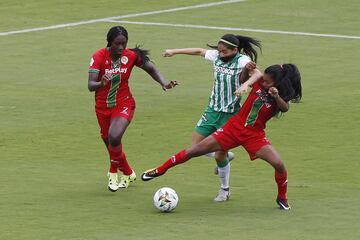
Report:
153,187,179,212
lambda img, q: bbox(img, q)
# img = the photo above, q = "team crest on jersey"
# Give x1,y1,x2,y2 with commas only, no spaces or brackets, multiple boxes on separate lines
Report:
105,60,109,65
121,56,128,65
90,58,94,66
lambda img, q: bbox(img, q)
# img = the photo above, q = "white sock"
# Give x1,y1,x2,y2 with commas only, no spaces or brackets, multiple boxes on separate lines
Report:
205,152,215,158
218,163,230,190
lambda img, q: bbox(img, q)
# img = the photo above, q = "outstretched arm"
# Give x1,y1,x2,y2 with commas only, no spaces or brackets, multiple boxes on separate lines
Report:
163,48,207,57
141,61,178,91
235,68,263,97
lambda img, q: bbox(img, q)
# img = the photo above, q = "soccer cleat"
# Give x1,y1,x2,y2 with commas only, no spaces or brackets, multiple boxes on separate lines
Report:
107,172,119,192
141,168,162,181
214,152,235,175
129,170,137,182
118,170,137,188
276,198,291,210
214,188,230,202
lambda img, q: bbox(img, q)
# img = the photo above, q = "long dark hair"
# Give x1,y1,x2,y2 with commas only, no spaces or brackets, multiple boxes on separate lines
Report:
264,64,302,103
106,26,150,65
208,34,262,62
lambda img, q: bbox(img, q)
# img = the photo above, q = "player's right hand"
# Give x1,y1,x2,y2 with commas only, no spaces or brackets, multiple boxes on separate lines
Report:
235,83,249,97
101,73,112,86
162,49,174,57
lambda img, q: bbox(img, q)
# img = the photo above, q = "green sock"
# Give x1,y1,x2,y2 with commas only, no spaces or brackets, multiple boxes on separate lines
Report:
216,159,229,168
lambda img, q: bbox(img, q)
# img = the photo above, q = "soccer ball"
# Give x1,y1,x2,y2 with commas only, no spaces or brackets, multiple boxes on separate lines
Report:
153,187,179,212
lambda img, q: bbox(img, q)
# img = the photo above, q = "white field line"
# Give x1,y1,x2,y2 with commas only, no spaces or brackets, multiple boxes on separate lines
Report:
105,20,360,40
0,0,246,36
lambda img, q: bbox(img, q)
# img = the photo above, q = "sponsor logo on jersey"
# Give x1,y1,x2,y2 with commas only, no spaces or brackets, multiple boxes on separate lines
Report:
121,56,128,65
105,67,128,74
214,66,235,75
256,89,272,108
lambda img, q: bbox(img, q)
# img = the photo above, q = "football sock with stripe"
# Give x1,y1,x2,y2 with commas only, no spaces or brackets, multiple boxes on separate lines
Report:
157,149,189,175
217,159,230,190
275,170,288,200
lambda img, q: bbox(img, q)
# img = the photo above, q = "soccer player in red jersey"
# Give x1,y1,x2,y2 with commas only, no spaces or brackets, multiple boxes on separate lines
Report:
88,26,177,192
141,64,302,210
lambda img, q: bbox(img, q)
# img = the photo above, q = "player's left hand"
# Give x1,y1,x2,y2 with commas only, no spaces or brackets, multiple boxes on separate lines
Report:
245,61,257,70
268,87,279,98
162,80,179,91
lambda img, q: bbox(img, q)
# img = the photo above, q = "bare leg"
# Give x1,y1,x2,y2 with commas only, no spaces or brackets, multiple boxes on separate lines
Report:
191,131,206,146
255,145,286,173
107,117,133,175
255,145,290,209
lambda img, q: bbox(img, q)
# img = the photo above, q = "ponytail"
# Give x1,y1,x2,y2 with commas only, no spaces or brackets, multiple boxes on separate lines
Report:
131,45,150,66
235,35,262,62
264,64,302,103
208,34,262,62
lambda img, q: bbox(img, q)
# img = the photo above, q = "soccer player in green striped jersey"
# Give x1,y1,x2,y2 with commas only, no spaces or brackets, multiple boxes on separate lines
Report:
162,34,262,201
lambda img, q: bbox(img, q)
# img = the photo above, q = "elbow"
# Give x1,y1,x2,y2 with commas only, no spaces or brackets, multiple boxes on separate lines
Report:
253,69,263,78
281,106,289,112
88,84,95,92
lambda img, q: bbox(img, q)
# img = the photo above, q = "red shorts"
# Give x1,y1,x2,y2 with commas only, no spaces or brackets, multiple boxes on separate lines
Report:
211,119,270,160
95,97,135,139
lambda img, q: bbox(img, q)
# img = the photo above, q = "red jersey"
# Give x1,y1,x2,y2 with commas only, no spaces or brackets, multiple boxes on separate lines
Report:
235,81,276,130
89,48,143,108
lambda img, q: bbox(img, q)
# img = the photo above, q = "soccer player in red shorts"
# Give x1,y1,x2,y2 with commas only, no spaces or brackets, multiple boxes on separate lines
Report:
142,64,302,210
88,26,177,192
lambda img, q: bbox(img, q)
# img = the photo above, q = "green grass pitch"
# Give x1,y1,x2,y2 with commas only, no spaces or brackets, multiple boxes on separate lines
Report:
0,0,359,239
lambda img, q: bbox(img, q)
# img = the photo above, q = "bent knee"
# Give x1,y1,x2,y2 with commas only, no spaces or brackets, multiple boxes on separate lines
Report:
274,160,286,172
108,133,122,146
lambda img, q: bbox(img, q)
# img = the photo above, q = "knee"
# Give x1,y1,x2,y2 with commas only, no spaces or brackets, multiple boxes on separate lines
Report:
108,132,122,147
274,160,286,173
215,151,227,162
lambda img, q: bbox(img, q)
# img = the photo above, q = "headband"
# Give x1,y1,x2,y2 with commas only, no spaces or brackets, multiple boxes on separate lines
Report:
219,38,238,48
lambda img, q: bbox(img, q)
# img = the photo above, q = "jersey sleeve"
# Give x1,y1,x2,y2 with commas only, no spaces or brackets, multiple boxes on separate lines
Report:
134,52,143,67
89,52,102,73
251,81,261,90
204,50,219,62
238,55,251,68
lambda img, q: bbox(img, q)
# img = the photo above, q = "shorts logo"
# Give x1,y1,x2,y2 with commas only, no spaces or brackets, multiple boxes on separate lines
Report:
121,56,128,65
121,107,129,116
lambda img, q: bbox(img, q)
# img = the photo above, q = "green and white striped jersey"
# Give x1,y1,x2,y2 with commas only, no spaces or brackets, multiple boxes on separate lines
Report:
205,50,251,113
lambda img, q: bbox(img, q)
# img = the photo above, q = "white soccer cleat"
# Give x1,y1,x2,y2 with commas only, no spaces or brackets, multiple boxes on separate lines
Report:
128,170,136,182
214,188,230,202
118,170,137,188
107,172,119,192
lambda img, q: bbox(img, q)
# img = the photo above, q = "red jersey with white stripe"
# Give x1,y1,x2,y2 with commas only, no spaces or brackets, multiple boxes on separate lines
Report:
234,81,276,131
89,48,143,108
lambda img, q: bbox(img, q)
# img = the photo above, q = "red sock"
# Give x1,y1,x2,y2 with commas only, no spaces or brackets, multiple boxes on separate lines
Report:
118,152,133,176
275,170,288,200
107,144,123,173
157,149,190,175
